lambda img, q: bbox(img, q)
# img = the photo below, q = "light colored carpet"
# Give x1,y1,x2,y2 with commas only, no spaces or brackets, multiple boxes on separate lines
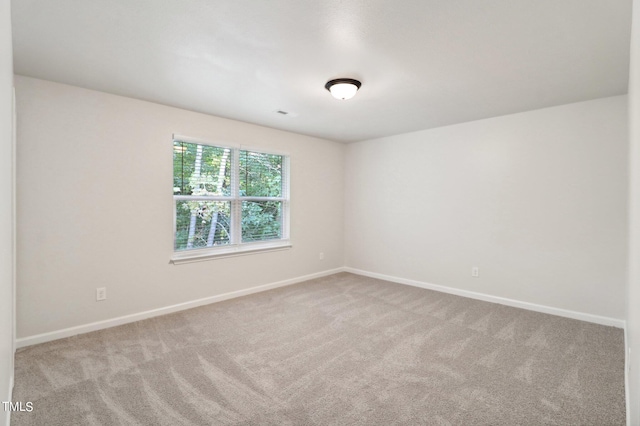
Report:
12,272,625,425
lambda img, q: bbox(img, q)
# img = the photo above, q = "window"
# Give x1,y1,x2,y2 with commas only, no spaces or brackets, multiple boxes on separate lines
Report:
171,137,290,262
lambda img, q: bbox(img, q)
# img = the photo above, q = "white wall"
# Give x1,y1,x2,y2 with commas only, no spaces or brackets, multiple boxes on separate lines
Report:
627,0,640,423
346,96,628,321
15,76,345,339
0,0,13,425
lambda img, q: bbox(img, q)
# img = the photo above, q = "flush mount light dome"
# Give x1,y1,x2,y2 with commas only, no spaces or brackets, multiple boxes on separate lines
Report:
325,78,361,100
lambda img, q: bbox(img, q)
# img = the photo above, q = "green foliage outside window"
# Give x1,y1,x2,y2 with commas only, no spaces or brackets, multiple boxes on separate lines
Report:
173,141,286,251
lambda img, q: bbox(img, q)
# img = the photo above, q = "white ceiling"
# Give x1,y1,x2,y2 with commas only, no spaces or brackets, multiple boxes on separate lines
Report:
11,0,632,143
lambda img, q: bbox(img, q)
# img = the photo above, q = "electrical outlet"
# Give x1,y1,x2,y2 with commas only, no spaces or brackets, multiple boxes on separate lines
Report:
96,287,106,301
319,252,324,260
472,267,479,277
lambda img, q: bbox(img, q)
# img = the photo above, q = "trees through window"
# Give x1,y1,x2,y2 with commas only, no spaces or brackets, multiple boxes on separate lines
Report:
173,139,289,255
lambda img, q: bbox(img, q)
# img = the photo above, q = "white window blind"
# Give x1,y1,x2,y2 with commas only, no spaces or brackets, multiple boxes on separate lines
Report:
172,138,290,261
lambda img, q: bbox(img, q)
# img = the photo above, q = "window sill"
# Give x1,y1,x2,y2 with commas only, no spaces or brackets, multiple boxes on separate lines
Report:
170,241,292,265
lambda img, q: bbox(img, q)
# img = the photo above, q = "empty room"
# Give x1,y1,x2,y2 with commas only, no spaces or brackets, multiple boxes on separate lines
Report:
3,0,640,425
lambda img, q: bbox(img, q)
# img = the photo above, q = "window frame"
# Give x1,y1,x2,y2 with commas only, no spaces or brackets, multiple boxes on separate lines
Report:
170,135,291,264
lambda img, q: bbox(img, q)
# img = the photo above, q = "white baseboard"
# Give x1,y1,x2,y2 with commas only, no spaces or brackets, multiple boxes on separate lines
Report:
16,267,346,349
344,267,626,328
16,266,625,349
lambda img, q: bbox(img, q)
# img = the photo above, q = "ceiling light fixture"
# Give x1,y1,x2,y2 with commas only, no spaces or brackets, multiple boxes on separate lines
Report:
325,78,361,100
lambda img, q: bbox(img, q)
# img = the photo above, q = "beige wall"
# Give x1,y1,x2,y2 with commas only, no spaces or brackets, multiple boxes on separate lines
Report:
0,0,13,424
0,1,12,424
15,75,345,338
345,96,628,320
627,0,640,423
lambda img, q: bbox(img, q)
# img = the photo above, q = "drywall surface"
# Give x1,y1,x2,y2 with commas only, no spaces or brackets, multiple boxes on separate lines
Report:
627,0,640,423
0,0,13,424
15,76,345,338
345,96,628,320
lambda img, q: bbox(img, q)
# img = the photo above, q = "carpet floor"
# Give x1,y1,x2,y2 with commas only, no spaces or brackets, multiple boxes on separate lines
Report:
12,272,625,425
